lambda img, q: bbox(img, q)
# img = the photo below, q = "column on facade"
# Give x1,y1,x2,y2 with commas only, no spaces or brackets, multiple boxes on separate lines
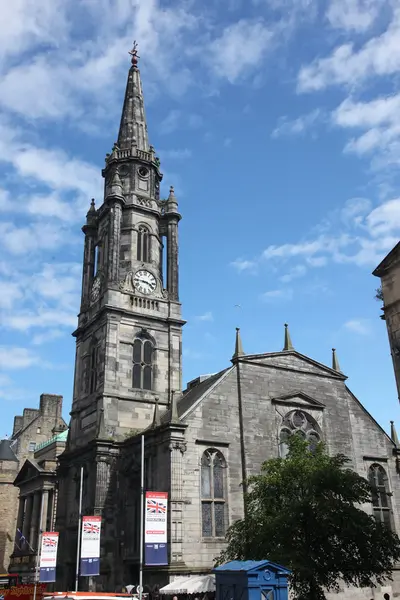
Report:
166,220,179,301
107,201,123,284
81,222,96,306
29,492,41,551
40,490,49,533
15,497,25,549
169,440,186,564
21,495,33,550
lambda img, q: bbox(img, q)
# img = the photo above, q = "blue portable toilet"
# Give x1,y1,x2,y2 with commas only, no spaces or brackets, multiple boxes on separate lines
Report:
213,560,291,600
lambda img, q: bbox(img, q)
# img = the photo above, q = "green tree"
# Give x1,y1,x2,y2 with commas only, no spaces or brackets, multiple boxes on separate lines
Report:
375,286,384,302
217,436,400,600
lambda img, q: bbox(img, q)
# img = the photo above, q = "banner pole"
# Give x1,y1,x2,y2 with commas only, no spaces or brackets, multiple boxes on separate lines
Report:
33,492,45,600
75,465,84,593
139,435,144,600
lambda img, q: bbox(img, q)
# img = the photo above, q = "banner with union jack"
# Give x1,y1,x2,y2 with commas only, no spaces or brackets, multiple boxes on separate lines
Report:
39,531,59,582
80,516,101,576
145,491,168,566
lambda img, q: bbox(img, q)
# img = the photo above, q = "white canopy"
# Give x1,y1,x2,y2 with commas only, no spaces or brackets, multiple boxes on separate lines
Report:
159,574,215,595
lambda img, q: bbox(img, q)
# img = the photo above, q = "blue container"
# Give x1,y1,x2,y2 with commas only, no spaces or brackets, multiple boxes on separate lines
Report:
213,560,291,600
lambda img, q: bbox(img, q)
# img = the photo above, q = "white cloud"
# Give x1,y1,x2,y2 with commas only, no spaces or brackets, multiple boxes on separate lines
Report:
261,288,293,301
31,329,66,346
231,259,258,273
280,265,307,282
195,311,214,322
297,8,400,92
326,0,381,32
344,319,372,335
272,109,322,138
0,347,41,369
0,282,23,309
208,19,273,83
341,197,372,225
159,148,192,159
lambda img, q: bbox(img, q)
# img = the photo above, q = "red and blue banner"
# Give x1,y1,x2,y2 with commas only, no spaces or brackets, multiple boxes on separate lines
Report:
80,516,101,576
39,531,59,582
145,491,168,566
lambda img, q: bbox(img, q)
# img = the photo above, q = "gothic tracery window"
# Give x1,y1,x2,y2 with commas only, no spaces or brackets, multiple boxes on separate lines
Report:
132,335,154,390
201,449,227,538
278,410,321,457
368,464,393,529
137,225,151,263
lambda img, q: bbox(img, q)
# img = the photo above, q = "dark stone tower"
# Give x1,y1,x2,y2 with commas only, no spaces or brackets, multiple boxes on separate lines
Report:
55,44,185,590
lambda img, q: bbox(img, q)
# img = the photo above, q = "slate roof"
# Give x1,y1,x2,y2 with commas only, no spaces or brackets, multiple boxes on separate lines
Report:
0,439,18,462
160,368,231,423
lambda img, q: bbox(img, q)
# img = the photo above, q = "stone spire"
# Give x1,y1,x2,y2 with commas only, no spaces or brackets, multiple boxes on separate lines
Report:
283,323,294,351
232,327,245,360
117,41,149,151
85,198,97,227
165,185,180,216
152,398,161,429
332,348,341,372
391,421,400,446
106,168,124,201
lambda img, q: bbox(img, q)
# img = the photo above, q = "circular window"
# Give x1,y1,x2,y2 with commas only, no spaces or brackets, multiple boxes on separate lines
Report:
291,410,307,430
138,166,149,178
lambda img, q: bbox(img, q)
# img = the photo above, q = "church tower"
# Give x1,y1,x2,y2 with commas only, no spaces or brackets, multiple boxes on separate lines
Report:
69,43,184,450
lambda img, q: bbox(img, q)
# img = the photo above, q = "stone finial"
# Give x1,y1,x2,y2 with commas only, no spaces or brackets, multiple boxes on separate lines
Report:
85,198,97,227
152,398,161,429
283,323,294,351
170,391,179,423
391,421,400,447
166,185,179,215
107,168,124,200
129,41,139,67
332,348,341,372
232,327,245,360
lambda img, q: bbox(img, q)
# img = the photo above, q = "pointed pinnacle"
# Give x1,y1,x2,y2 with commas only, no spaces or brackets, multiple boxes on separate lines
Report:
283,323,294,351
391,421,400,446
108,168,124,199
170,391,179,423
232,327,245,360
332,348,341,372
152,397,161,429
89,198,96,212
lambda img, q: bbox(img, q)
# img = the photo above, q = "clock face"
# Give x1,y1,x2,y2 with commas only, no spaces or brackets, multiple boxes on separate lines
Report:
134,270,156,295
90,276,101,302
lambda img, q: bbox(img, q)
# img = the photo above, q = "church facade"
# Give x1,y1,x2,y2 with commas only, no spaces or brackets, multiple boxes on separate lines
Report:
54,47,400,598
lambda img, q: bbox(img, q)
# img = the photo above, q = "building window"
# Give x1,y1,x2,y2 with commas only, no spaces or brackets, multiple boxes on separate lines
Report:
28,442,36,452
132,335,154,390
201,449,227,538
278,410,321,457
89,344,99,394
36,427,41,434
137,226,150,263
369,464,393,529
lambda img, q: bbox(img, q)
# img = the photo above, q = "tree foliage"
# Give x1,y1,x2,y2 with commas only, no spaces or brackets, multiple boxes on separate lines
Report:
217,436,400,600
375,286,384,302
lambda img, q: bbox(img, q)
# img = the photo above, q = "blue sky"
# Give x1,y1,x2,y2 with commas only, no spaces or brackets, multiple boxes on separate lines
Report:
1,0,400,437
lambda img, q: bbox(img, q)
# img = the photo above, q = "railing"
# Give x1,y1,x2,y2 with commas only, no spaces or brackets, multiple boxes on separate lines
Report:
132,297,159,311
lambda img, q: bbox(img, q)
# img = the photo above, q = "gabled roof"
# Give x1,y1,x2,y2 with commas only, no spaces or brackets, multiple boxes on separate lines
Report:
0,439,18,462
240,349,347,380
14,458,45,486
373,241,400,277
160,368,232,423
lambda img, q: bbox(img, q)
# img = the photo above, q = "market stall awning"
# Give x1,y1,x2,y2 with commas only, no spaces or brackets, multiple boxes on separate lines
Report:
159,575,215,595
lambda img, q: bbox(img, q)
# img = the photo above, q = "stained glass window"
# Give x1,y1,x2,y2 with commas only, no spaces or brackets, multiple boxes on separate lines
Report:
369,464,392,529
201,450,227,537
132,336,154,390
137,226,150,263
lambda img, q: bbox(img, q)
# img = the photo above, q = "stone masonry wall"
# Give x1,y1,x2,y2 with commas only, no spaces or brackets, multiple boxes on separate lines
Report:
0,459,19,571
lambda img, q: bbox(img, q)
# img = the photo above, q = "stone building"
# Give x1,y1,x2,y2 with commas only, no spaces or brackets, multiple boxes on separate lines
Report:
374,242,400,402
54,46,400,599
0,394,67,575
8,430,68,582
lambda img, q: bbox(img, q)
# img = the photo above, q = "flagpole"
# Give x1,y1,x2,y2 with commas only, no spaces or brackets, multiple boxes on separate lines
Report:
75,466,84,593
139,435,144,600
33,493,45,600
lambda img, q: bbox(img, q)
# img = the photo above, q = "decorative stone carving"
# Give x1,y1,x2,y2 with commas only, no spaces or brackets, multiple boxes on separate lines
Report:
136,195,151,208
169,441,187,454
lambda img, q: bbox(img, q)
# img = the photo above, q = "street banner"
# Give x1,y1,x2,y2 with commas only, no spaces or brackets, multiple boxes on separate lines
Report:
39,531,59,582
80,516,101,576
145,491,168,566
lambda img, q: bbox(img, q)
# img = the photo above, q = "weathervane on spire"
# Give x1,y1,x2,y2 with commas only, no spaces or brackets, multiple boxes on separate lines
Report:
129,41,139,67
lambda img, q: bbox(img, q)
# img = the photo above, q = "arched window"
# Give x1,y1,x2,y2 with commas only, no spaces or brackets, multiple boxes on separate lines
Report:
137,226,151,263
278,410,321,457
132,335,154,390
201,449,227,538
89,344,99,394
368,464,393,529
